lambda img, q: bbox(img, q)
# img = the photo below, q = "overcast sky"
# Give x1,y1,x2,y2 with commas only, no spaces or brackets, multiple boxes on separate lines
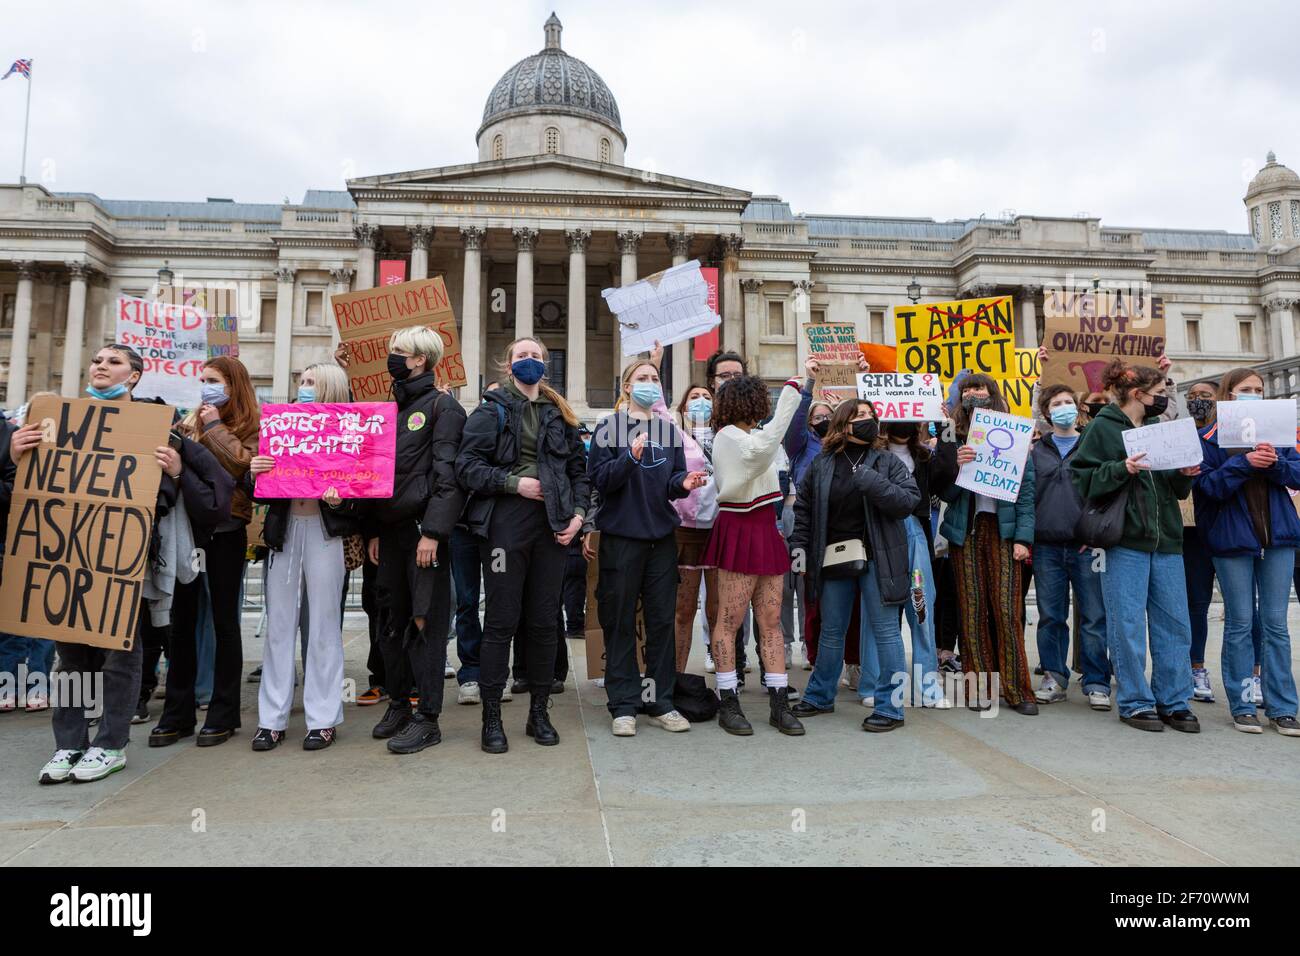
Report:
2,0,1295,233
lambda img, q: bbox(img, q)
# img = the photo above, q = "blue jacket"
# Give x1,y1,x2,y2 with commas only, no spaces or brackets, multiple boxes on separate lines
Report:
1192,422,1300,557
782,386,822,488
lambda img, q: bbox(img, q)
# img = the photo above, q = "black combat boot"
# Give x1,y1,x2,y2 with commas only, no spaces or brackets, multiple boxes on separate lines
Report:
768,687,806,736
481,699,508,754
717,688,753,736
525,692,559,746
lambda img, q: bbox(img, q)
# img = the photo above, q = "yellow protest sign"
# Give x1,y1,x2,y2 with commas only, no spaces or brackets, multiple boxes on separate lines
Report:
894,296,1016,380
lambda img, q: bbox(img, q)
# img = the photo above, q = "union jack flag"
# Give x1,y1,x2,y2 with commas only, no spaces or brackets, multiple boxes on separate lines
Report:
2,59,31,80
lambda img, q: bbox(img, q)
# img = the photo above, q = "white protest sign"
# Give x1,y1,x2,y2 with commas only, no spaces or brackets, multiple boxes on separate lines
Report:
856,372,944,421
116,295,208,408
956,408,1034,503
1122,416,1203,470
1213,398,1297,448
602,259,721,356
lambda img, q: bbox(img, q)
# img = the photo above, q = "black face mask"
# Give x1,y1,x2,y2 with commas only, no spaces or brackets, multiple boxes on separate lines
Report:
887,422,919,442
851,419,879,444
387,353,413,382
811,419,830,439
1145,393,1170,417
961,395,991,412
1085,401,1106,419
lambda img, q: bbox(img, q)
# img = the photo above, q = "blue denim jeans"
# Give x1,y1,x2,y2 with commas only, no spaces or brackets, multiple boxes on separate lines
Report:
0,634,56,684
450,527,483,684
806,562,906,719
1099,547,1194,717
896,516,941,704
1185,526,1262,666
1214,549,1299,719
1034,543,1111,694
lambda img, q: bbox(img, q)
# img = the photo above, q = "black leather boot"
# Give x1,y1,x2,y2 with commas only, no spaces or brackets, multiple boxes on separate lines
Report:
717,688,753,736
768,687,806,736
481,699,508,754
525,692,559,746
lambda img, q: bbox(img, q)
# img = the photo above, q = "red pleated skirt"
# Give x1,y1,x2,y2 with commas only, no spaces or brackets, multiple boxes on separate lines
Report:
700,504,790,576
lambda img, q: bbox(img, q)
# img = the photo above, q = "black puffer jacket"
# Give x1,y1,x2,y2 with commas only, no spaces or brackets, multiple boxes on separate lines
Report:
135,397,232,547
457,386,590,537
790,447,920,603
365,371,466,540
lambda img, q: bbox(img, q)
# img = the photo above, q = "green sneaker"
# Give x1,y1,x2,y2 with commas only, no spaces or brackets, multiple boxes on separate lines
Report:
69,747,126,783
38,749,85,785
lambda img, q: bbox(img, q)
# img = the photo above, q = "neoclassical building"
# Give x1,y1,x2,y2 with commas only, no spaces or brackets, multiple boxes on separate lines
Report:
3,13,1300,413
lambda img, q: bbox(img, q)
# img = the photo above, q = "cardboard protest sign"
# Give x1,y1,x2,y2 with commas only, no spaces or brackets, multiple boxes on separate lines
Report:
254,402,398,499
805,322,861,389
856,372,944,421
895,296,1016,381
583,533,646,679
1213,398,1298,449
956,408,1034,503
247,501,269,550
206,313,239,359
0,397,171,650
1042,290,1164,393
1122,417,1202,470
117,295,208,408
331,277,466,400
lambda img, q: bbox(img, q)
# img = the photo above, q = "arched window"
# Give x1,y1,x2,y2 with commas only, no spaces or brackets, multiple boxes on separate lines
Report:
599,137,610,163
492,134,503,160
544,127,560,154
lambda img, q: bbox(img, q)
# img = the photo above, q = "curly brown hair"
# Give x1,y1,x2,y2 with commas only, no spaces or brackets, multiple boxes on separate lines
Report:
711,374,770,430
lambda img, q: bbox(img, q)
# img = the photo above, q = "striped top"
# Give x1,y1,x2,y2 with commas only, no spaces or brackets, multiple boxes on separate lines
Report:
712,381,803,514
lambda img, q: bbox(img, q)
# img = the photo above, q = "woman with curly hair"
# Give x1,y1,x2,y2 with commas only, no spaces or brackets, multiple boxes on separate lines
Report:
702,359,812,736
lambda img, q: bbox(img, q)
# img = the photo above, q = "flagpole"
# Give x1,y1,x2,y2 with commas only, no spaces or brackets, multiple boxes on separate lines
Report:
19,59,32,184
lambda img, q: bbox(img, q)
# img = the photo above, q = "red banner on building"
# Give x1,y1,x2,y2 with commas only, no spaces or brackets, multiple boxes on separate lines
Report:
378,260,407,286
694,266,720,361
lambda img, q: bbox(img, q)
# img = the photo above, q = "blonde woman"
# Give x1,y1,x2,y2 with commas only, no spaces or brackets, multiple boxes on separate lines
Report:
248,363,359,751
456,337,590,754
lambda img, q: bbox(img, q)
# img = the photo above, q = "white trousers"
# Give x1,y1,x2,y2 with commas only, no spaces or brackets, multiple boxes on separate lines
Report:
258,514,346,732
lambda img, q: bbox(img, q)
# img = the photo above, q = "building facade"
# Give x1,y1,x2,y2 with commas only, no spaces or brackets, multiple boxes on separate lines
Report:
3,14,1300,414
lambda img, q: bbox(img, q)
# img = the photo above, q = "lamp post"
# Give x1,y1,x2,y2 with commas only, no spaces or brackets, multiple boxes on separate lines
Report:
906,275,922,304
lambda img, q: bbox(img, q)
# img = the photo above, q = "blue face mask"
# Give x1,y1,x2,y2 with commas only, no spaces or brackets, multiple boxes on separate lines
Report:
201,382,229,407
297,386,317,404
511,357,546,386
928,422,937,438
1050,405,1079,428
86,382,129,400
630,383,662,408
1234,392,1263,401
687,397,713,420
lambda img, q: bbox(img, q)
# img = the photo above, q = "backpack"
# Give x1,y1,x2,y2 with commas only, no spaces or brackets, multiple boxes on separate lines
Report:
671,672,720,722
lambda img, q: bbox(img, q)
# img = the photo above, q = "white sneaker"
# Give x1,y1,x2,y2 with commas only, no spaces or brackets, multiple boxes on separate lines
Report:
1252,675,1264,708
500,684,513,702
784,646,793,669
841,664,861,690
646,710,691,733
611,715,637,736
444,663,456,678
592,677,605,688
800,644,812,671
1088,691,1113,711
457,681,481,705
704,652,715,674
69,748,126,783
860,696,875,708
0,690,15,713
923,695,954,709
1192,667,1214,703
39,749,84,785
1035,675,1066,704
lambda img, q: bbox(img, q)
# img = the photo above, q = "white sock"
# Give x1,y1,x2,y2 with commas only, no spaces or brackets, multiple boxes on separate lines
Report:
716,670,738,692
766,672,788,689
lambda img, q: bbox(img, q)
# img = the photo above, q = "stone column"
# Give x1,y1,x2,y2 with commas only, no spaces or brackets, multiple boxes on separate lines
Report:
60,262,90,397
666,232,693,396
741,278,765,372
615,231,641,372
6,261,36,407
408,225,432,281
513,227,537,338
353,223,376,290
566,229,591,407
1265,297,1298,363
328,267,354,347
792,279,815,372
461,227,485,402
273,266,296,401
720,234,744,355
1019,284,1042,349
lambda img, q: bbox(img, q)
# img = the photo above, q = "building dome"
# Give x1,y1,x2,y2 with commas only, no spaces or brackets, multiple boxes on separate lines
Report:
477,14,625,150
1245,151,1300,201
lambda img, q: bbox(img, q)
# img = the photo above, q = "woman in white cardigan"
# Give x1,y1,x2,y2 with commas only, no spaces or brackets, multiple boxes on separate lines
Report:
701,358,812,736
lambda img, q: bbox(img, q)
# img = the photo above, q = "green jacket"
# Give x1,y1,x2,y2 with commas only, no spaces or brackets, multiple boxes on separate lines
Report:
1069,403,1192,555
938,457,1035,547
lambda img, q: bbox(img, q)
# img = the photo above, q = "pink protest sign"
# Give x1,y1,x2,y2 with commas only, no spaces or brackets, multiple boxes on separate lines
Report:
254,402,397,499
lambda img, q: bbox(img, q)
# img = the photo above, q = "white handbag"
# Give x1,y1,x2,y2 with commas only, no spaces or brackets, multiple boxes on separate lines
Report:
821,538,868,578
